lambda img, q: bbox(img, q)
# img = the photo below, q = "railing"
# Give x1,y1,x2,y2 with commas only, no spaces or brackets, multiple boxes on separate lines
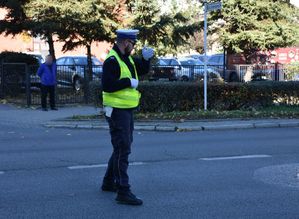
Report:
1,62,299,107
149,64,299,82
0,63,103,106
149,65,224,81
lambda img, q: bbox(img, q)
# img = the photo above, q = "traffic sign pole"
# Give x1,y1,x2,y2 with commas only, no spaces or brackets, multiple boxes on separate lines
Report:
204,2,208,111
202,0,222,111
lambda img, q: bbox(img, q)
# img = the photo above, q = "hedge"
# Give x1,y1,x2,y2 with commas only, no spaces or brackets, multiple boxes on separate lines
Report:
89,81,299,112
0,51,39,65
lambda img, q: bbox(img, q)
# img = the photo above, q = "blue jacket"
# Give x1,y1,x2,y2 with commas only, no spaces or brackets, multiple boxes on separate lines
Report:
37,63,57,86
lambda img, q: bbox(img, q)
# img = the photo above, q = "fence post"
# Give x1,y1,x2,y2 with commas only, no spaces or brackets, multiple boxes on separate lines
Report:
25,64,31,107
191,65,195,81
0,60,4,99
84,65,89,104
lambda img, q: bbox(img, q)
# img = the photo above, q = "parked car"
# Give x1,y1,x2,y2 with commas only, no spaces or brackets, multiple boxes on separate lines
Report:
150,58,178,81
23,52,45,64
186,54,210,63
175,58,221,81
56,55,103,91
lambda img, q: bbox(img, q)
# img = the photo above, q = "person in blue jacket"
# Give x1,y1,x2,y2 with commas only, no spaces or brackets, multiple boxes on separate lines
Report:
37,55,57,111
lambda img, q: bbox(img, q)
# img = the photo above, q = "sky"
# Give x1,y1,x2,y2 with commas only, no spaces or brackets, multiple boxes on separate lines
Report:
291,0,299,7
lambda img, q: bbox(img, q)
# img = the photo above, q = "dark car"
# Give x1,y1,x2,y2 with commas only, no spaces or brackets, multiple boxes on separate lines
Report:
56,56,103,91
149,58,178,81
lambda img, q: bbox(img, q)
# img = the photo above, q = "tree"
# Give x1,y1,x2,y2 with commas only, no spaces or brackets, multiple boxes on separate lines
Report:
24,0,68,60
0,1,30,39
24,0,119,82
56,0,119,82
126,0,202,56
0,0,32,47
211,0,299,62
1,0,61,59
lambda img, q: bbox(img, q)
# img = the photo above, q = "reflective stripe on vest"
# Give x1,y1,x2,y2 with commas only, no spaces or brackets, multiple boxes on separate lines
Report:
102,49,141,108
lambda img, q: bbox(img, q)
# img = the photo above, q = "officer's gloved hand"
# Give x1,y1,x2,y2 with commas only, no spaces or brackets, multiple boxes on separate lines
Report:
142,47,155,61
130,78,139,89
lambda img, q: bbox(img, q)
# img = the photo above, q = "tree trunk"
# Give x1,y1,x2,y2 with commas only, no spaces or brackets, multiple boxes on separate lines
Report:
46,33,56,61
86,44,93,82
83,44,93,104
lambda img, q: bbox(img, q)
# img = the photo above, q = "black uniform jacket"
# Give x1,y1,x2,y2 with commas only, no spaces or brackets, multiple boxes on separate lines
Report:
101,45,151,93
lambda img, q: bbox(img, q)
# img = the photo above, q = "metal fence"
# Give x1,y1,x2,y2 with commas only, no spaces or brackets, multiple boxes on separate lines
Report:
149,64,223,81
0,63,30,105
237,64,285,82
149,64,299,82
1,62,299,107
0,63,102,107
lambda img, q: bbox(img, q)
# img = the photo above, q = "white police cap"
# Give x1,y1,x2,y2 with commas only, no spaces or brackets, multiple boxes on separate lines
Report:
116,29,139,41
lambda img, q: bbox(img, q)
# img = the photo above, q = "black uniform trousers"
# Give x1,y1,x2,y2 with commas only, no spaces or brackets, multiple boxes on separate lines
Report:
41,85,56,109
103,108,134,194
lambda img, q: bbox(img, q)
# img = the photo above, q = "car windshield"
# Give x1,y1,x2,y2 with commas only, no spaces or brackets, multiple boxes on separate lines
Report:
73,57,102,65
158,59,170,65
194,59,205,65
159,59,175,65
179,59,196,65
74,58,87,65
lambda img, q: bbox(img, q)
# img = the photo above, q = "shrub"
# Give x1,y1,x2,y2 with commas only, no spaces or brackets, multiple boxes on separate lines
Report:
284,63,299,81
0,51,39,65
89,81,299,112
89,80,103,106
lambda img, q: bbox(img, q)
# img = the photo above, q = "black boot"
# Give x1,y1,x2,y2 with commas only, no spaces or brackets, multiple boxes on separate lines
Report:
116,191,143,206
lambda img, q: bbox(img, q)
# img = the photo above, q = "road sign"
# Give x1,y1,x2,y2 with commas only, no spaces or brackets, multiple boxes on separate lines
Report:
207,1,222,12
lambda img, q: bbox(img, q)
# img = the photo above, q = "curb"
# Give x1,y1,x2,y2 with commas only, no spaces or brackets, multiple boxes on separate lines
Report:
43,121,299,132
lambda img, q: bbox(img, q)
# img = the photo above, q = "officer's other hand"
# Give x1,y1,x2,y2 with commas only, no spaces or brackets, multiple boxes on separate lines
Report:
130,78,139,89
142,47,155,61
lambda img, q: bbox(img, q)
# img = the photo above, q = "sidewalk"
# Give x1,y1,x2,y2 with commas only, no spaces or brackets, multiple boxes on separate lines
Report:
1,104,299,132
0,104,99,127
44,118,299,132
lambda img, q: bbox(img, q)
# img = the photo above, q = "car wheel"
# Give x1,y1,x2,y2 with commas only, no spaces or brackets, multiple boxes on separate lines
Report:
73,77,82,91
181,76,189,81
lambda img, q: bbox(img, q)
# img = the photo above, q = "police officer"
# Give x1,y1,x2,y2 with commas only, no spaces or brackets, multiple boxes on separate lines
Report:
101,29,154,205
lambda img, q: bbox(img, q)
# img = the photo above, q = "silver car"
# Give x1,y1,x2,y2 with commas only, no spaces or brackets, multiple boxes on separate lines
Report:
175,58,221,81
56,56,103,91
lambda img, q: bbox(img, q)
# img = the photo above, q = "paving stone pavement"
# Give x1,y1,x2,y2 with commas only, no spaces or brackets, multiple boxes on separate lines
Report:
0,104,100,128
2,104,299,132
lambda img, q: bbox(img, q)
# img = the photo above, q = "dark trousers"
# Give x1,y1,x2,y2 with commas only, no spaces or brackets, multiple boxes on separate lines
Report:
41,85,56,109
103,108,134,194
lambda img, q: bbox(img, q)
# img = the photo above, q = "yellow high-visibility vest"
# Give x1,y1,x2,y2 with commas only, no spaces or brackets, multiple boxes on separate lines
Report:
102,49,141,108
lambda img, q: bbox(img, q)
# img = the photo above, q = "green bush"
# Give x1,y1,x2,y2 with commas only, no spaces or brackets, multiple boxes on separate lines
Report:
89,80,103,106
89,81,299,112
0,51,39,65
284,63,299,81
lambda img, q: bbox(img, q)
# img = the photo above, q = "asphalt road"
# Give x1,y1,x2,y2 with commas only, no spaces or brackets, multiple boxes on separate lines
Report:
1,120,299,219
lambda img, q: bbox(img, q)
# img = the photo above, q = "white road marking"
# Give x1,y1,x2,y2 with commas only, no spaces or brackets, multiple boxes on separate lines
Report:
68,162,146,170
199,154,272,161
0,171,4,175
